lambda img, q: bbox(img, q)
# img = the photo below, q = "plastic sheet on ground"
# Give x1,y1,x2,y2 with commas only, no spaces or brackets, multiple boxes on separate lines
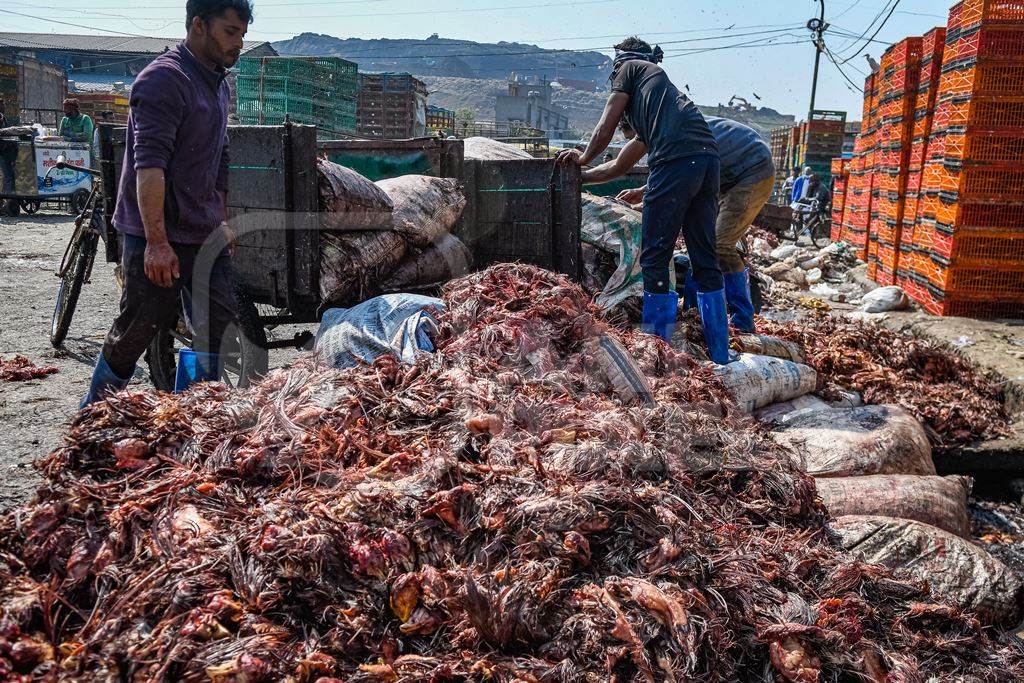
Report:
315,294,444,369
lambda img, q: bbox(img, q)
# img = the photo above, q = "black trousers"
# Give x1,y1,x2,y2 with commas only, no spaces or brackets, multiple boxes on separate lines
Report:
640,154,723,294
102,233,237,378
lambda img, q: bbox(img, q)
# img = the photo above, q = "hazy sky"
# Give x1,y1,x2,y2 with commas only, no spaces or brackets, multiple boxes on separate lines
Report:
3,0,951,121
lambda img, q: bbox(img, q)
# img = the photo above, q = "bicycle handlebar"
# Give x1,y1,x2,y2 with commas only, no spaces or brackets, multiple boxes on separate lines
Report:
55,161,102,178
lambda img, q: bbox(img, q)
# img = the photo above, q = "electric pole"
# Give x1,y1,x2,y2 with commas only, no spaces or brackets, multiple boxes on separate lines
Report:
807,0,830,122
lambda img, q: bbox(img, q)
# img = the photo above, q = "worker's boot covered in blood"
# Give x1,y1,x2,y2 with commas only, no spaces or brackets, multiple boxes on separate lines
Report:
80,353,134,408
697,288,732,364
723,269,756,333
641,290,679,343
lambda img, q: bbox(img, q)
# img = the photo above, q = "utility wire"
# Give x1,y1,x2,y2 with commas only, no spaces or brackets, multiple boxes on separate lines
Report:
834,0,895,57
839,0,903,63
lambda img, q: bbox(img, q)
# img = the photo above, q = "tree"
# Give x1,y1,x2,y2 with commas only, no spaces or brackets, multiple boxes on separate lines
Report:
454,107,476,125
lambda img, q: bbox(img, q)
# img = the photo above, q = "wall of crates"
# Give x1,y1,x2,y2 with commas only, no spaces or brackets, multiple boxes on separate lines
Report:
834,0,1024,319
235,56,358,138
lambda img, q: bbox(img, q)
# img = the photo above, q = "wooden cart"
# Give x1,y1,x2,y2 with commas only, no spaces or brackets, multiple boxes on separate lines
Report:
104,123,582,389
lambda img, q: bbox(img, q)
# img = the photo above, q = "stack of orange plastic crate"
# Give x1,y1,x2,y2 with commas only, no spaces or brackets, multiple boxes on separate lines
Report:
840,73,878,260
830,157,851,241
905,0,1024,318
868,37,923,285
898,27,947,291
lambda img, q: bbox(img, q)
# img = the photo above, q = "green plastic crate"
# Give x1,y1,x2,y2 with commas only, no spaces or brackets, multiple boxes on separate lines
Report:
236,75,315,101
237,93,315,120
238,56,320,83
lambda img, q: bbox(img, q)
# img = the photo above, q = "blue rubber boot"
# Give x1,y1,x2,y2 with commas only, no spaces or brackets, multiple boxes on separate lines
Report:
723,269,756,333
174,349,220,392
696,288,732,364
80,354,133,408
682,274,699,311
641,290,680,343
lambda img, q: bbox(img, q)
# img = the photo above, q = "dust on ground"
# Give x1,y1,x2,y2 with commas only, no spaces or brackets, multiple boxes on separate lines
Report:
0,209,122,510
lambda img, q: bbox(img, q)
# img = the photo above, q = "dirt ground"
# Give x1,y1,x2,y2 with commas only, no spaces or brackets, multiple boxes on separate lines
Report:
0,209,313,511
0,209,124,510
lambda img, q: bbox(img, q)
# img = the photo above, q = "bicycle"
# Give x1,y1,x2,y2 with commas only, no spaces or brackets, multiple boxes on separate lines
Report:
49,157,105,347
788,198,832,248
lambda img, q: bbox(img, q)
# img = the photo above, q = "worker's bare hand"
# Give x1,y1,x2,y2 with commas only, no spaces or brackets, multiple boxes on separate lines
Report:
144,241,179,288
220,222,236,257
616,188,645,205
556,149,583,168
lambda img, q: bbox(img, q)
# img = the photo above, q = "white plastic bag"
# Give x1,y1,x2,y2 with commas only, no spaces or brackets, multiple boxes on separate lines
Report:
716,354,818,413
859,285,910,313
754,394,831,425
770,405,934,478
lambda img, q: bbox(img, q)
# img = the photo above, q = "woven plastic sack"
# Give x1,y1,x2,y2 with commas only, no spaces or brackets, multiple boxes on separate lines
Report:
376,175,467,249
817,475,972,538
832,515,1022,625
315,294,444,369
735,334,805,363
381,233,473,292
320,230,406,305
770,405,934,478
463,137,533,161
580,193,674,309
716,353,818,413
317,159,394,232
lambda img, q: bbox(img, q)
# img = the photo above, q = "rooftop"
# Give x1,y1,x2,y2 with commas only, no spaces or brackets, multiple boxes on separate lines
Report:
0,32,273,56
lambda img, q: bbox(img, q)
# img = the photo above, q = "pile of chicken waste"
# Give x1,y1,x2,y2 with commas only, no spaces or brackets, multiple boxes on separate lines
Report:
757,314,1010,449
0,355,58,382
3,265,1023,681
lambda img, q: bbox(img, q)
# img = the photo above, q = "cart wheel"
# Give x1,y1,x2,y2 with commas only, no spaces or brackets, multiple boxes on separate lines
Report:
146,288,269,391
4,198,20,217
69,189,90,215
20,199,40,215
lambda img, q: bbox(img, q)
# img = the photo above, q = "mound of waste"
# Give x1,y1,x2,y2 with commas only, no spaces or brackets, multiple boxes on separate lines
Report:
2,265,1022,681
758,314,1010,449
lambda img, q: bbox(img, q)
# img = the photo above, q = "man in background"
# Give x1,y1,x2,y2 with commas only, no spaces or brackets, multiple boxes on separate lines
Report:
82,0,253,405
58,98,94,143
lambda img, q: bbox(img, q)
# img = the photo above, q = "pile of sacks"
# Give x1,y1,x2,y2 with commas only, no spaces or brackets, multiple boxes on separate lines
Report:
316,161,472,304
739,336,1022,625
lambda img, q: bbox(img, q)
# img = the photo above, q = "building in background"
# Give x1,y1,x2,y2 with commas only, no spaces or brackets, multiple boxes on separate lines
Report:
426,105,456,135
0,32,276,122
495,74,571,136
357,72,427,139
0,56,67,126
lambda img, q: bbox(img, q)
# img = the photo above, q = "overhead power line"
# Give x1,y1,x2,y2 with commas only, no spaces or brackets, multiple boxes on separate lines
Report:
839,0,903,64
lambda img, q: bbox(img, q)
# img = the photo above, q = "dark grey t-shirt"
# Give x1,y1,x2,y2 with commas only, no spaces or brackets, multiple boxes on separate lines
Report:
610,60,717,168
704,116,775,193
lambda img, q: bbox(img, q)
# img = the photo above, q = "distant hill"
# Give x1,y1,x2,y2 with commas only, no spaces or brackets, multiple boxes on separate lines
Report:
273,33,611,85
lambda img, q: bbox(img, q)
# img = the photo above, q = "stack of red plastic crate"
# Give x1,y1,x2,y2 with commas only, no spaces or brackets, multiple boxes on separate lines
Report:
867,37,923,285
898,27,948,290
839,73,878,259
905,0,1024,317
831,157,851,241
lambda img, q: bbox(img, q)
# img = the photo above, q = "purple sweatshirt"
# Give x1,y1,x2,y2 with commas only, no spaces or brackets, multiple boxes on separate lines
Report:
113,43,230,244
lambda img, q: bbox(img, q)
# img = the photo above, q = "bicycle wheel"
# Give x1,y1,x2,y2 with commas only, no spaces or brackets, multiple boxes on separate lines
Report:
146,288,269,391
50,229,98,347
810,216,832,248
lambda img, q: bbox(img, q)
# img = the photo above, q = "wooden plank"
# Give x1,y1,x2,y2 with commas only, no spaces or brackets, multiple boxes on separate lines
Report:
555,164,583,281
288,124,319,304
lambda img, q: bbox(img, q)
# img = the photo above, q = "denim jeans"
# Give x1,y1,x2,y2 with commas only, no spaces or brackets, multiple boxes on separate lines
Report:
641,154,723,294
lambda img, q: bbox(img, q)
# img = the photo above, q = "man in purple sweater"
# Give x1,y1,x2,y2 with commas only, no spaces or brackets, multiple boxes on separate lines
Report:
82,0,253,406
